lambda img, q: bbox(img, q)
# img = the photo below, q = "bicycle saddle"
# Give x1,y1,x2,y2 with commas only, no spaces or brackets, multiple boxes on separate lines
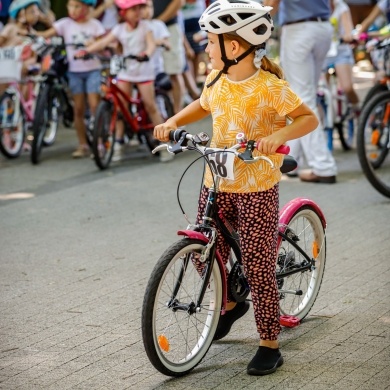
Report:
280,155,298,174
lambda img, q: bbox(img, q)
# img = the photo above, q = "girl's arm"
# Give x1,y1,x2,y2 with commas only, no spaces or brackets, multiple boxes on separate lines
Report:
85,31,116,53
154,99,209,142
340,9,355,42
37,26,57,38
358,5,382,32
144,30,156,58
257,103,318,155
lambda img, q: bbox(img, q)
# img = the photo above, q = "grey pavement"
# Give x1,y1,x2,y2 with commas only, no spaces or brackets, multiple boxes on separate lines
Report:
0,68,389,389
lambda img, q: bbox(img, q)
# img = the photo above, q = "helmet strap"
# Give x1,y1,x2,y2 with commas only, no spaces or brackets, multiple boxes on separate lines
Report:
206,34,257,88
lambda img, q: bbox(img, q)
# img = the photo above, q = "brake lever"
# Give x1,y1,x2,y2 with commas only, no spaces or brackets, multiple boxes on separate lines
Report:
237,140,256,161
152,144,176,155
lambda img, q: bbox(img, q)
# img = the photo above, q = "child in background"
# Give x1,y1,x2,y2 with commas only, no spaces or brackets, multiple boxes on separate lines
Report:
40,0,105,158
154,0,318,375
76,0,171,162
0,0,40,95
141,0,170,83
325,0,360,115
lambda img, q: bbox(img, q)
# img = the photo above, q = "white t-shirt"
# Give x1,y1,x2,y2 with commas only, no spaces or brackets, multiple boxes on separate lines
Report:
147,19,170,76
54,17,105,73
111,20,155,82
377,0,390,13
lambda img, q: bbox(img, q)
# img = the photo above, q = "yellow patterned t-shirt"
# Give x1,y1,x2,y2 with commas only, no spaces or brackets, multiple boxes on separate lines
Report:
199,69,302,193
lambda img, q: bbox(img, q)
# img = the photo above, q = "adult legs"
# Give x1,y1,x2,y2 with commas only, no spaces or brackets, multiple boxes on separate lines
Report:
281,22,337,177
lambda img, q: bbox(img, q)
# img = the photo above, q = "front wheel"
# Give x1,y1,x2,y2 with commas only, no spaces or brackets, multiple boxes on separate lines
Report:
31,84,59,164
92,100,115,170
277,206,326,320
0,92,25,158
357,90,390,197
142,239,222,377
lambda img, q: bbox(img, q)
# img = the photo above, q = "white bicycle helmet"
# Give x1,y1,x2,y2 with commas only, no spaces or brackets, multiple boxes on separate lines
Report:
199,0,273,46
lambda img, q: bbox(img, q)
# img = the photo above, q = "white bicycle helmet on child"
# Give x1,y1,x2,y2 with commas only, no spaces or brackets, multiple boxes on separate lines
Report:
199,0,274,86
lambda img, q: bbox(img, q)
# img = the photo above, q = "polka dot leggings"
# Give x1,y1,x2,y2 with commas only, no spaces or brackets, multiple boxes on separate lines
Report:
196,185,281,341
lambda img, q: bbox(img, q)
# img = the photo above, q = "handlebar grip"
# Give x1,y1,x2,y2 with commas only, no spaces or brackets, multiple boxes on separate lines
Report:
275,145,290,155
169,129,186,142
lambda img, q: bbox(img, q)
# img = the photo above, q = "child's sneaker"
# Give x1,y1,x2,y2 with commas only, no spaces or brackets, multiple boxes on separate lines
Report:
112,142,125,162
72,145,89,158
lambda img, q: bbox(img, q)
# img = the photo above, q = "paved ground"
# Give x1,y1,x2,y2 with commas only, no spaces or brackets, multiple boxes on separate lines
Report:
0,67,389,390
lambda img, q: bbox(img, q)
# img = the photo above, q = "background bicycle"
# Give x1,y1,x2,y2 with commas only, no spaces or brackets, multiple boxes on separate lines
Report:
29,35,74,164
80,52,174,170
0,44,40,159
141,130,327,377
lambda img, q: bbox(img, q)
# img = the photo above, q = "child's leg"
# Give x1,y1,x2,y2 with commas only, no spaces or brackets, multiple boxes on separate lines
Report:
72,93,88,146
85,70,101,117
136,81,164,126
336,63,359,106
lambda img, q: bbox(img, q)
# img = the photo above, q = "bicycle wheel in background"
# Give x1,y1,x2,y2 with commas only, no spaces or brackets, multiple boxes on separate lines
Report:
277,205,326,320
357,90,390,197
0,91,25,158
31,83,59,164
334,93,354,151
92,100,115,170
142,239,222,377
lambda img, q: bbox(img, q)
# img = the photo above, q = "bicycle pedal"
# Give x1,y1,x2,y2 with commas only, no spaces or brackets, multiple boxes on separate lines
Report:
280,315,300,328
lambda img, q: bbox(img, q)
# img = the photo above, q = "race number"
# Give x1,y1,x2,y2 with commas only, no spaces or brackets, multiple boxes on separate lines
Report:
206,148,235,180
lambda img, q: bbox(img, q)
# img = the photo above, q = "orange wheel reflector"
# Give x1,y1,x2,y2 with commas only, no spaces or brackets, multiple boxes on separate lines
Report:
158,335,170,352
312,241,319,258
371,130,380,145
369,153,379,159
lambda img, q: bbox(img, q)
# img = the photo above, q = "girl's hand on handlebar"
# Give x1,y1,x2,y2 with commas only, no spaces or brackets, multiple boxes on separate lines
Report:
154,120,178,142
256,134,288,155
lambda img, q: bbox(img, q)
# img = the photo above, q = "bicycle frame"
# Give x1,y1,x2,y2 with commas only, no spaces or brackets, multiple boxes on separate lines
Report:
176,174,327,315
102,76,153,134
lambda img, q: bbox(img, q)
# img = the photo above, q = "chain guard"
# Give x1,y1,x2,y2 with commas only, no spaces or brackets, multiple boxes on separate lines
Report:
227,261,250,303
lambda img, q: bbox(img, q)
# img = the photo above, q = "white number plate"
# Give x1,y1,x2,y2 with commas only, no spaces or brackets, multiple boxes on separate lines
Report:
206,148,235,180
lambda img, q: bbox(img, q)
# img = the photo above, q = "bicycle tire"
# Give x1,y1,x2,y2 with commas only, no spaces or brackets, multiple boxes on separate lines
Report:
92,100,115,170
277,205,326,320
357,90,390,197
142,238,223,377
31,83,59,164
335,119,354,151
0,92,25,158
361,82,388,109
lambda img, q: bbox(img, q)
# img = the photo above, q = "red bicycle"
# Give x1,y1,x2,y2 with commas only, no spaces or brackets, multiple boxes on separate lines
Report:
80,53,173,170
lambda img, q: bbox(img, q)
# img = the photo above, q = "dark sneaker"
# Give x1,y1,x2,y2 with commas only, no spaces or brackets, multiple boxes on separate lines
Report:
247,346,284,376
214,301,250,341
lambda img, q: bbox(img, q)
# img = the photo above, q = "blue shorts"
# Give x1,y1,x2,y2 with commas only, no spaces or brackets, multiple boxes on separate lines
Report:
67,70,101,95
324,45,355,69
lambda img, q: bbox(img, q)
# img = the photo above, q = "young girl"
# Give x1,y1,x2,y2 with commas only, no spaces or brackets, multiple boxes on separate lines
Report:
325,0,360,115
76,0,167,162
0,0,41,81
41,0,105,158
154,0,319,376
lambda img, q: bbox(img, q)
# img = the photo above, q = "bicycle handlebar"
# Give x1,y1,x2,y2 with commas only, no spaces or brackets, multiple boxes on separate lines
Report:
153,129,291,169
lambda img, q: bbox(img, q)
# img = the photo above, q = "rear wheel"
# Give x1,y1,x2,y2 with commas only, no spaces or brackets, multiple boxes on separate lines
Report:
142,239,222,377
31,84,59,164
277,206,326,320
0,92,25,158
357,90,390,197
92,100,115,170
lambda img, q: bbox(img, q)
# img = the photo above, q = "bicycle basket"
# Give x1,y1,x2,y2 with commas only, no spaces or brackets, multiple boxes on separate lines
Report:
0,46,23,82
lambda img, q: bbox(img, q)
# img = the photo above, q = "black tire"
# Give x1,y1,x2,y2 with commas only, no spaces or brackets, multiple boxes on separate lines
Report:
357,90,390,197
142,239,223,377
92,100,115,170
361,82,388,109
31,83,59,164
277,206,326,320
334,95,354,151
60,88,74,128
0,92,25,159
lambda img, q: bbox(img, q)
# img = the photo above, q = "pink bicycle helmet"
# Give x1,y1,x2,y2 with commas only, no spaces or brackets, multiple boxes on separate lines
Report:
114,0,147,9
